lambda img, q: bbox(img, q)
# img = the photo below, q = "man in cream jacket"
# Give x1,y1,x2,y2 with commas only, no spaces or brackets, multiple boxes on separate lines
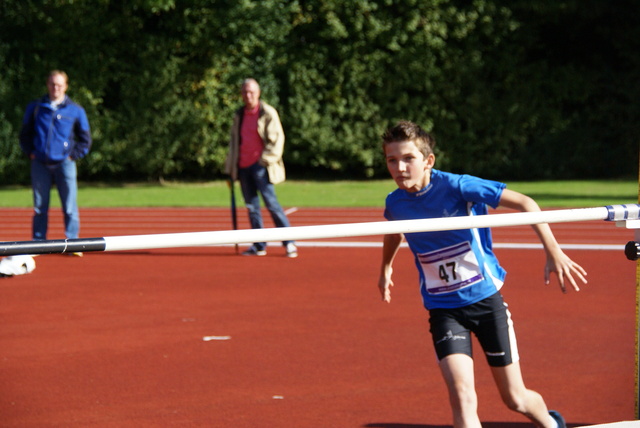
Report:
225,78,297,258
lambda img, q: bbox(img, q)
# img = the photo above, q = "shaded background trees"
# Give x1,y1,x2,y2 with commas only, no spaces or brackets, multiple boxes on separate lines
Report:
0,0,637,184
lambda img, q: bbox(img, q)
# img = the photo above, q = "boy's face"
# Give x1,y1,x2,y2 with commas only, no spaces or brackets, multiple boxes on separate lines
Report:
384,140,435,193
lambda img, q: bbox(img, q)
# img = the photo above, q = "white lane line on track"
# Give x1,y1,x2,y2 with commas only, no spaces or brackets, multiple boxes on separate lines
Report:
284,207,299,215
219,241,625,251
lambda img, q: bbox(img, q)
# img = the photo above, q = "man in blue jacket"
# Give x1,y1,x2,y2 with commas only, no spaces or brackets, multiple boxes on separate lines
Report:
19,70,92,252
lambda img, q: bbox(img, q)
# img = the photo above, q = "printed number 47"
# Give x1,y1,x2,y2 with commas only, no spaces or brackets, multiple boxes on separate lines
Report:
439,262,457,283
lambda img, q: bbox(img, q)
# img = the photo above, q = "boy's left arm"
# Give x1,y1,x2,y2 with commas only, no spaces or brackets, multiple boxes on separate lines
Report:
498,188,588,293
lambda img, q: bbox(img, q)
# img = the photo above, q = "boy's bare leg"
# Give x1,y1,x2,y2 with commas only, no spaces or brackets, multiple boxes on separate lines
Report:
490,362,555,428
438,354,482,428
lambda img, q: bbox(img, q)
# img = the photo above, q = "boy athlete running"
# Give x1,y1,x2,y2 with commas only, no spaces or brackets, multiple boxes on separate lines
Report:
378,121,586,427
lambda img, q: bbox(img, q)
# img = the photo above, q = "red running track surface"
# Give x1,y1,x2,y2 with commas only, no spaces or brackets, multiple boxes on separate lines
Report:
0,207,637,427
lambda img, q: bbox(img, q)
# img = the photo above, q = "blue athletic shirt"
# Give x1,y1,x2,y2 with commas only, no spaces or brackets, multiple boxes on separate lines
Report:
384,169,507,310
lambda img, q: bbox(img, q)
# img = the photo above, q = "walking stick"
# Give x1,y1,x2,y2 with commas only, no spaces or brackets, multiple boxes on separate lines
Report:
227,177,239,254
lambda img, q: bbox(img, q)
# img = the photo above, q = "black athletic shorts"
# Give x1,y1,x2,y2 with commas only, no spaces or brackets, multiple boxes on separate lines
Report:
428,292,519,367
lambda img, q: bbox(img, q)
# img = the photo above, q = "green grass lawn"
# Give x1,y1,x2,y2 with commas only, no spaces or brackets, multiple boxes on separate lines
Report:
0,179,637,208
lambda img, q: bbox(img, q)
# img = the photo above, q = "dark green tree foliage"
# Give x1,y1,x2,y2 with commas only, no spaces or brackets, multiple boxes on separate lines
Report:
0,0,637,184
507,0,640,179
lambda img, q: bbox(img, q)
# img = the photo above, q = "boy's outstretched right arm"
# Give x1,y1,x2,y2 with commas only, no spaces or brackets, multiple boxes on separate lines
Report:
378,233,403,303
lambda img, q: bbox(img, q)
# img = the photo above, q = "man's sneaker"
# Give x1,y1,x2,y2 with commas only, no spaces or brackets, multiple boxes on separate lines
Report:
548,410,566,428
285,243,298,258
242,246,266,256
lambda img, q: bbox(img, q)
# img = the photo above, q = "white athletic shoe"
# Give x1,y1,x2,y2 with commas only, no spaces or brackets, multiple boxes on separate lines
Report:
285,243,298,258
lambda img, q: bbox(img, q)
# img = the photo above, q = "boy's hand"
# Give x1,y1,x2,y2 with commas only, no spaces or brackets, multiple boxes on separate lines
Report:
378,268,394,303
544,250,588,293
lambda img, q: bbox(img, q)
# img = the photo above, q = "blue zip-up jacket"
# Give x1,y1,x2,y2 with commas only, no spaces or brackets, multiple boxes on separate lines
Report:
19,95,92,163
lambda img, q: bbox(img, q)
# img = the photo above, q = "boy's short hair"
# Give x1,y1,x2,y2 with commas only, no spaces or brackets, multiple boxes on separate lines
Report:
382,120,436,158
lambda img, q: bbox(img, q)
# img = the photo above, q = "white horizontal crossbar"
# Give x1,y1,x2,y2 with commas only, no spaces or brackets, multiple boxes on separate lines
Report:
103,205,632,252
0,204,638,256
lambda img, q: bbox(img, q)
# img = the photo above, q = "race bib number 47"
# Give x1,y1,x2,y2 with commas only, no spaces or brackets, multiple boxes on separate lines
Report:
417,241,484,295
